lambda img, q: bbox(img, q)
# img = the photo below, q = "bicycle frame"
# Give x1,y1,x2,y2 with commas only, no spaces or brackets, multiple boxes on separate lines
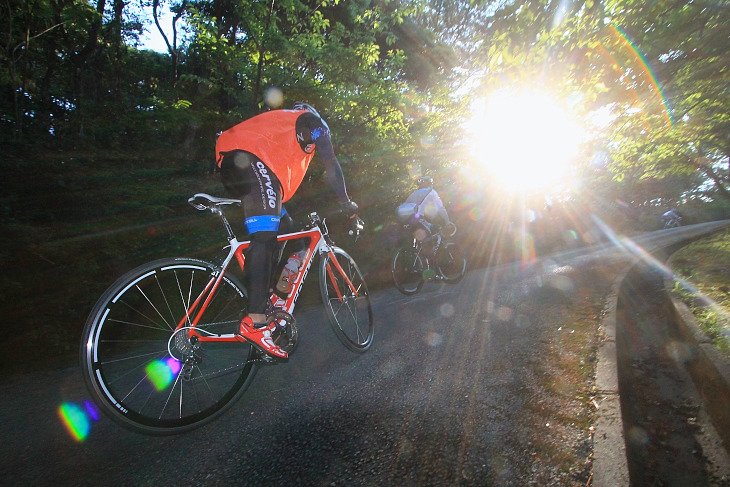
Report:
177,214,359,343
408,228,444,268
80,192,372,435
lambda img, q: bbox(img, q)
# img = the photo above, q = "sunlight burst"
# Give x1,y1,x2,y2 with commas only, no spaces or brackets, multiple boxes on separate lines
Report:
465,89,587,195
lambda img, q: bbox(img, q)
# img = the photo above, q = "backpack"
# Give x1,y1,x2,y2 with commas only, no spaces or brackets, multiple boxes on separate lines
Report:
395,189,432,223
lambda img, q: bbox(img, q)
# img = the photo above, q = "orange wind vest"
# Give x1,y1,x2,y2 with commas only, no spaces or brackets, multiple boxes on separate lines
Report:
215,110,315,202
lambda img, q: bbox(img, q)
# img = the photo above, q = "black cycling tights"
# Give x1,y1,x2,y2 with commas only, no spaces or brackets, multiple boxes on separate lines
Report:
245,231,277,315
219,150,306,316
220,150,283,316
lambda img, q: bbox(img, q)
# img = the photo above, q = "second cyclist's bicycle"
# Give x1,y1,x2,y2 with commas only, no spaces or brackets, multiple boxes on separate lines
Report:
391,223,467,295
80,193,373,435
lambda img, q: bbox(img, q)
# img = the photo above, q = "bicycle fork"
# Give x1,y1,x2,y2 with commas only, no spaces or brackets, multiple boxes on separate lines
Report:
324,249,360,302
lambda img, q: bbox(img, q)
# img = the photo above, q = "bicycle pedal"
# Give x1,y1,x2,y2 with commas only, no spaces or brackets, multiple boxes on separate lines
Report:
254,350,287,364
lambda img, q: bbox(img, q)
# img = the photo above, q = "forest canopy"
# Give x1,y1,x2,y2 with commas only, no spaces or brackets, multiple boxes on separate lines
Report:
2,0,729,217
2,0,730,365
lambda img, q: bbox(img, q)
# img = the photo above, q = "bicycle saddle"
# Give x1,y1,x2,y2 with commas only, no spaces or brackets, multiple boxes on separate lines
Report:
188,193,242,210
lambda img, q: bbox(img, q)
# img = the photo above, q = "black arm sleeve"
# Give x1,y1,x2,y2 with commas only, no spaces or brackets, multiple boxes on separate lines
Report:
316,135,350,204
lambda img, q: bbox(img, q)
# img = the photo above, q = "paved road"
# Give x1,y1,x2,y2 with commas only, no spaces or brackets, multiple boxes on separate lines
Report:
617,265,730,485
1,221,727,486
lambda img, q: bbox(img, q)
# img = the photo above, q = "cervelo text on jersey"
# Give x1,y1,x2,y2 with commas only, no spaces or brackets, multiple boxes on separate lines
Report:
255,161,277,209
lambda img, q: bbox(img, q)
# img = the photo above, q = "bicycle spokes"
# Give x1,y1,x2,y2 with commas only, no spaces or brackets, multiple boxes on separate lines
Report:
81,259,257,434
81,198,375,435
319,248,373,352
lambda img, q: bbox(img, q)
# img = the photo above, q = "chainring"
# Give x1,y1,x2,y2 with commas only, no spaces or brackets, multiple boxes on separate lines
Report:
268,309,298,353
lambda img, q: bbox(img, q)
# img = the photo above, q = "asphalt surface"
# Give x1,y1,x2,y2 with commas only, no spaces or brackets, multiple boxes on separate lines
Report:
0,264,596,486
1,221,728,486
617,264,730,485
3,268,556,486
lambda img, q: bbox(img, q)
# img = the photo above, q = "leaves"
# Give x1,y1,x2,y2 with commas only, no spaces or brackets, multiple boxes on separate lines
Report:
2,0,729,214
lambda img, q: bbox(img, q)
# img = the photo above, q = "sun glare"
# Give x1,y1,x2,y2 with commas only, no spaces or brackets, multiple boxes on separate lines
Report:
465,89,587,195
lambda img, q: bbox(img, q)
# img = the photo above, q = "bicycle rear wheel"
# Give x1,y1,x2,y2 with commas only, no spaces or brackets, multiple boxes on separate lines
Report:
392,247,424,294
319,248,374,352
80,257,257,435
437,242,467,283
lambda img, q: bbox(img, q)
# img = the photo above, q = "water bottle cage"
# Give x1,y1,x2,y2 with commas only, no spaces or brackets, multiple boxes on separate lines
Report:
276,254,303,295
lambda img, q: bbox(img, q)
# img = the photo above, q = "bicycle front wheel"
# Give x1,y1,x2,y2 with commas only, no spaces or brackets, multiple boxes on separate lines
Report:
80,257,257,435
437,242,467,283
392,247,424,295
319,248,374,352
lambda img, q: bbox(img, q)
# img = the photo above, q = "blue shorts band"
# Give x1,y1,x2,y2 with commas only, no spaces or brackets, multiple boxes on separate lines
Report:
245,215,281,233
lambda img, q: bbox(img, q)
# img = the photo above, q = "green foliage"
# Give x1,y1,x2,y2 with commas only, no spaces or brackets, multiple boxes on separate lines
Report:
461,0,730,207
670,229,730,358
3,0,730,365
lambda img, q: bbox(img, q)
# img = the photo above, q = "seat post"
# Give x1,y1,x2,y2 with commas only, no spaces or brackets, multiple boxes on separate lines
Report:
212,207,237,241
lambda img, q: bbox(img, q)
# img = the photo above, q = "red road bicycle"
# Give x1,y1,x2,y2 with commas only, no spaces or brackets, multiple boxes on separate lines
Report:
80,193,373,435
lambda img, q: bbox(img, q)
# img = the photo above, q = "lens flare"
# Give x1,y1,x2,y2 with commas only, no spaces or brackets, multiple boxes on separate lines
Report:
58,403,91,442
514,232,536,266
84,400,100,421
593,23,674,129
468,207,484,221
465,89,585,194
146,357,182,391
425,331,443,347
264,86,284,108
420,135,435,148
453,191,480,212
564,229,579,245
440,302,455,318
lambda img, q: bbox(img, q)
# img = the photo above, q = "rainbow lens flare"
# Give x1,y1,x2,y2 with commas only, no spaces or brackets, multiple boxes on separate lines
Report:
58,403,91,442
84,400,100,421
593,23,674,130
514,232,536,266
145,357,182,391
468,207,484,221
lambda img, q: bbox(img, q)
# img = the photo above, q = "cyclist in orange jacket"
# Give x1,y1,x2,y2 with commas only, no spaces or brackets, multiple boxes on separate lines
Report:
216,102,358,359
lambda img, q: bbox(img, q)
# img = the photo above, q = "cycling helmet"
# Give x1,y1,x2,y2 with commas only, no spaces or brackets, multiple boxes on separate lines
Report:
293,101,329,130
417,175,433,188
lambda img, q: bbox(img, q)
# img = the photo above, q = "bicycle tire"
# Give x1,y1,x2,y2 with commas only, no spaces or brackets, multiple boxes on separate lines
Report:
437,242,467,283
392,247,424,295
319,248,374,352
80,257,258,435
